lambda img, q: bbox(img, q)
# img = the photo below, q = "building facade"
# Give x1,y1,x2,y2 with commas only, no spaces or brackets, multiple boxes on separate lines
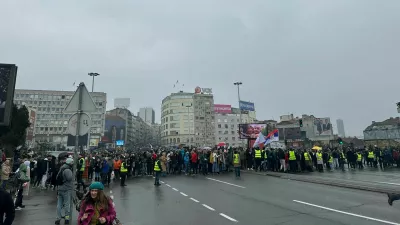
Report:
139,107,155,124
161,90,215,147
14,89,107,148
214,107,255,147
363,117,400,148
336,119,346,137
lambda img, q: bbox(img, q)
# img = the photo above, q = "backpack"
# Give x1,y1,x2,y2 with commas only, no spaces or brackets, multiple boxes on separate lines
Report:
56,167,70,186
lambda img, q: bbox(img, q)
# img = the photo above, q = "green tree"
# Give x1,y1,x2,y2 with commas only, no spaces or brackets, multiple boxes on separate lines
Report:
0,104,30,156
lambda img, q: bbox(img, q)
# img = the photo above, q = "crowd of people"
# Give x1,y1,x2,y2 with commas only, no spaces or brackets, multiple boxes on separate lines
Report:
1,144,400,224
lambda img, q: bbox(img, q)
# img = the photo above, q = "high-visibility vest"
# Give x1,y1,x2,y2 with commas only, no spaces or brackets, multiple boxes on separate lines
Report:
317,153,322,161
255,150,261,159
328,156,333,163
304,152,310,161
368,151,374,159
154,160,161,171
120,162,128,172
289,151,296,161
233,154,240,164
79,158,85,171
357,153,362,161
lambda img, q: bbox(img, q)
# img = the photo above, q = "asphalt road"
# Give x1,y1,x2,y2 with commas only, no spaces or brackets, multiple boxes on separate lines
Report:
15,172,400,225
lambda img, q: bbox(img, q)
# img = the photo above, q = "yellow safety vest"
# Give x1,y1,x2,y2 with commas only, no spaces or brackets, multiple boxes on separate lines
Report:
289,151,296,161
304,152,310,161
357,153,362,161
120,162,128,172
368,151,374,159
154,160,161,171
255,150,261,159
79,158,85,171
233,154,240,164
317,153,322,161
328,156,333,163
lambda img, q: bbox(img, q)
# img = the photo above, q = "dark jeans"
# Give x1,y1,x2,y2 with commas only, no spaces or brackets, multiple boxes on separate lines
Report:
120,172,127,186
154,171,161,185
234,167,240,177
15,187,23,207
76,171,85,190
192,162,198,174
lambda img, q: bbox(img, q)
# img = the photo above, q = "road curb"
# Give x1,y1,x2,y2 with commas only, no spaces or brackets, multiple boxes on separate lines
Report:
241,170,400,194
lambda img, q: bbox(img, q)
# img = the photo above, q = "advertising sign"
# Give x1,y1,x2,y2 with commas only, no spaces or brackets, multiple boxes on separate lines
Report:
0,64,17,126
239,101,255,111
116,140,124,146
89,138,99,147
278,127,302,140
214,104,232,114
26,108,36,141
239,123,267,139
194,86,212,94
314,118,333,136
104,115,126,143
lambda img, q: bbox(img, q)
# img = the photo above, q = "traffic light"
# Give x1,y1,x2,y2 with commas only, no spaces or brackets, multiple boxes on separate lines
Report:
338,138,343,145
299,119,303,127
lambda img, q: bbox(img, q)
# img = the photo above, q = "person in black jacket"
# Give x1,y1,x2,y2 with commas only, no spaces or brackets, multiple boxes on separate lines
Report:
0,188,15,225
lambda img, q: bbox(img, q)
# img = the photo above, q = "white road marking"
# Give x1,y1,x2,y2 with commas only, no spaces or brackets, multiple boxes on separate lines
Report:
206,177,246,188
219,213,238,222
166,184,171,187
202,204,215,211
172,188,179,191
293,200,400,225
152,177,155,179
190,198,199,203
161,181,165,184
378,182,400,186
180,192,188,197
109,190,113,194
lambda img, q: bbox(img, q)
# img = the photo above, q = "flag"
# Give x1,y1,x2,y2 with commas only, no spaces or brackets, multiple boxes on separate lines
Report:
73,81,76,86
173,84,175,88
264,129,279,145
252,132,266,148
176,80,179,84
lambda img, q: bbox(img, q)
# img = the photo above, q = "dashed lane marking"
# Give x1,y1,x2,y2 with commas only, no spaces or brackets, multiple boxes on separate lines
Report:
293,200,400,225
190,198,200,203
180,192,188,197
166,184,171,187
206,177,246,188
202,204,215,211
172,188,179,191
219,213,238,222
378,182,400,186
161,181,165,184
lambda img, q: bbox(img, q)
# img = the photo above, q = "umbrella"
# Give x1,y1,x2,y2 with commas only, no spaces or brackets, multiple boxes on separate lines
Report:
202,147,212,150
312,146,322,151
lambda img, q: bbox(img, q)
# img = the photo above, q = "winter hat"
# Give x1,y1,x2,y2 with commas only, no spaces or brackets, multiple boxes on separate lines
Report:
66,158,74,165
89,182,104,191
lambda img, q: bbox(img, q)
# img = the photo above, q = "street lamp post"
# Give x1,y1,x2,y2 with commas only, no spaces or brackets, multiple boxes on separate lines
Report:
234,82,243,146
88,72,100,92
183,103,192,145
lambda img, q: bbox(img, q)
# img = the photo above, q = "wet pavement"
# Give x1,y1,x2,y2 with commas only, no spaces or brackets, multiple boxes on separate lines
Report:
15,171,400,225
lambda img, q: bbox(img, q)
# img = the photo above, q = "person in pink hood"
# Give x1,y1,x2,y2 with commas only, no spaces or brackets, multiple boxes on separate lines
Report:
78,182,116,225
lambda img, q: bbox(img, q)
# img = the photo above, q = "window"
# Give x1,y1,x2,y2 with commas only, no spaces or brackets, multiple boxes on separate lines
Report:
224,119,228,122
218,131,222,134
232,137,235,141
224,124,228,129
231,124,235,129
218,124,221,128
217,119,221,122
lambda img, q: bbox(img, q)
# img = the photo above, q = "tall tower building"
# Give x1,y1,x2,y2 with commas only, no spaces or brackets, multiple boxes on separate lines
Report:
139,107,155,124
336,119,346,137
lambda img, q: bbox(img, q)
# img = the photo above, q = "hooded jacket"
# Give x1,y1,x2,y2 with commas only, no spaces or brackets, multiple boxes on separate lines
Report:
17,163,30,183
57,163,73,191
1,161,11,180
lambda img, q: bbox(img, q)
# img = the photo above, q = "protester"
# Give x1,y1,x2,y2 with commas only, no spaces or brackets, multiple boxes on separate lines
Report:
55,158,74,225
78,182,116,225
0,188,15,225
14,162,30,210
1,159,11,190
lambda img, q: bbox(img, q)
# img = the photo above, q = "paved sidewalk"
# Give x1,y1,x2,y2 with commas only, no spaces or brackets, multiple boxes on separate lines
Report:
13,188,78,225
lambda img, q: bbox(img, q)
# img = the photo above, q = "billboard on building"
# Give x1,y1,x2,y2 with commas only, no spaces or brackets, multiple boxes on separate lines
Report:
89,138,99,147
104,115,126,143
278,127,302,140
214,104,232,114
26,108,36,141
239,123,267,139
0,64,17,126
239,101,255,111
114,98,130,108
314,118,333,136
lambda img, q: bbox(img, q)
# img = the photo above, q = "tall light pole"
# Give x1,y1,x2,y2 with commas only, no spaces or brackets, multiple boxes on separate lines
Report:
234,82,243,147
183,103,192,145
88,72,100,92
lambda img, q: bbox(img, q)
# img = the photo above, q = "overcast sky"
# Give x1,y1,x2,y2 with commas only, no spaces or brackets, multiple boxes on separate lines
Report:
1,0,400,136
